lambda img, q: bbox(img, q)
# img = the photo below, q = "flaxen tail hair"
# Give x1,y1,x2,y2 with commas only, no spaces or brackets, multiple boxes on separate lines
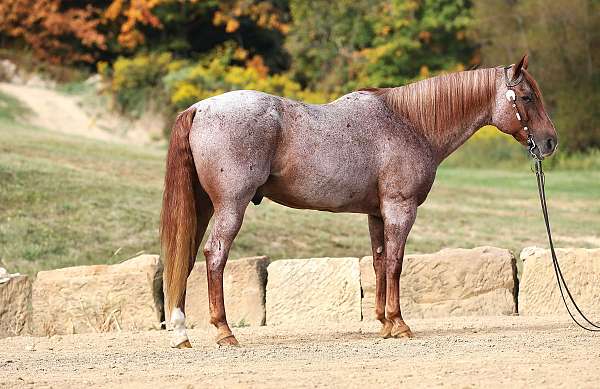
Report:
160,106,203,321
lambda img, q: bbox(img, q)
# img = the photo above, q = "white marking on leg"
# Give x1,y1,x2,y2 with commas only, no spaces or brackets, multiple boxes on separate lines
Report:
376,246,383,254
169,307,189,348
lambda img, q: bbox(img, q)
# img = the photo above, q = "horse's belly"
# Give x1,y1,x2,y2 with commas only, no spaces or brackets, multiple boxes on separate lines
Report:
260,169,379,214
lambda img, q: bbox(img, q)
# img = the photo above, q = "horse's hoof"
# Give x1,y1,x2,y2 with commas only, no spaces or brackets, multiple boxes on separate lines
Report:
393,328,414,338
172,339,192,349
379,319,393,339
216,334,240,347
391,321,413,338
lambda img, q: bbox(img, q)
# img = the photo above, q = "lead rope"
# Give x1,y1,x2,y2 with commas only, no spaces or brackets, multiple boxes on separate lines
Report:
503,66,600,331
533,159,600,331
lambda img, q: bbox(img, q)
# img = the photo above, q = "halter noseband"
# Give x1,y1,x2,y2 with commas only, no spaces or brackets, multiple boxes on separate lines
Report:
503,66,539,159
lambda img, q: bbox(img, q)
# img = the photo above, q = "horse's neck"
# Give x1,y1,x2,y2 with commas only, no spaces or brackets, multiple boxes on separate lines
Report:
384,68,497,164
428,110,491,163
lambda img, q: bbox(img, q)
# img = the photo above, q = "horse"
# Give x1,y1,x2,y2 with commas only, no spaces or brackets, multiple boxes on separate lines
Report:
160,54,557,348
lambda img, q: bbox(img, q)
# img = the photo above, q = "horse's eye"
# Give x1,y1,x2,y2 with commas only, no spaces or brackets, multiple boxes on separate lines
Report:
521,95,533,103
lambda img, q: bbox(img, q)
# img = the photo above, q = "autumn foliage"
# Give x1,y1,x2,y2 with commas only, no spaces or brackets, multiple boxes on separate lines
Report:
1,0,597,151
0,0,105,64
0,0,292,64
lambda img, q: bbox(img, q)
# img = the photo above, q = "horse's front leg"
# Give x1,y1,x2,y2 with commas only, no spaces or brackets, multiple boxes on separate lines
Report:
381,198,417,338
368,215,393,337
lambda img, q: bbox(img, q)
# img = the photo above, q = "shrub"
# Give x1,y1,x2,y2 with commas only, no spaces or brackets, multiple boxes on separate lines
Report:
104,52,173,117
102,43,335,130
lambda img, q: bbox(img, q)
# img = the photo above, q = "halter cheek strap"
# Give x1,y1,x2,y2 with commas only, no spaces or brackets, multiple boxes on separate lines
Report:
503,66,538,159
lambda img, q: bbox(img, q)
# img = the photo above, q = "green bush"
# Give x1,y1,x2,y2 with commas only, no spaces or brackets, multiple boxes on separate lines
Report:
103,44,334,126
102,52,174,117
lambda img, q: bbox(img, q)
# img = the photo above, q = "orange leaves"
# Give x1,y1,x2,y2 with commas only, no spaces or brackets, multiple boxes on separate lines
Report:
418,30,431,43
226,18,241,33
213,1,289,34
0,0,291,66
0,0,168,64
0,0,106,64
245,55,269,78
104,0,163,49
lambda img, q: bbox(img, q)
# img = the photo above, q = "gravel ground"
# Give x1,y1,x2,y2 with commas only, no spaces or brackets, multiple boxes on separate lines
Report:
1,316,599,388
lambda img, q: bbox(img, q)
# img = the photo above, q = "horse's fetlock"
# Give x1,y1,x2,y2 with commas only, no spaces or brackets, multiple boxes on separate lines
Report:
386,310,401,321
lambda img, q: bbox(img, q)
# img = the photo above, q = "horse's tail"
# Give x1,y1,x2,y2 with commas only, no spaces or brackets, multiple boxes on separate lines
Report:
160,106,207,323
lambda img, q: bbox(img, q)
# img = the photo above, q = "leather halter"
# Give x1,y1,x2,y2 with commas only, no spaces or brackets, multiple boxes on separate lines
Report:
503,66,538,159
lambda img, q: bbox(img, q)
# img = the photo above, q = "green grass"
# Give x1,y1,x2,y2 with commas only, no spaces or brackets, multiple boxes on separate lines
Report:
1,92,599,275
0,90,31,122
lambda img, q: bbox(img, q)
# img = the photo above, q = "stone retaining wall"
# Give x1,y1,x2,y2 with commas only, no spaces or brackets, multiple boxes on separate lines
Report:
519,247,600,315
0,272,31,338
184,256,269,328
266,257,362,325
5,245,599,337
32,255,163,335
360,246,518,320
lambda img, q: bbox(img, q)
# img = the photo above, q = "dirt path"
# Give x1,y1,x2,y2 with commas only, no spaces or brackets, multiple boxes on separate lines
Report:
0,82,155,144
0,82,126,142
1,316,599,388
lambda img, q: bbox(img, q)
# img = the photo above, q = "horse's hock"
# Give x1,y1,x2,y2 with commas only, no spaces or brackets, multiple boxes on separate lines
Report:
361,247,518,320
519,247,600,315
31,255,163,335
184,256,270,328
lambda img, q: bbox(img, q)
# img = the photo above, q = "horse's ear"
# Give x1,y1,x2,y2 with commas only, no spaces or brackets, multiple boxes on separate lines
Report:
513,54,529,80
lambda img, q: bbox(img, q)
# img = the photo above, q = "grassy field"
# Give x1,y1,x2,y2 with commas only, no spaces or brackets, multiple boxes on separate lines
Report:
1,91,600,275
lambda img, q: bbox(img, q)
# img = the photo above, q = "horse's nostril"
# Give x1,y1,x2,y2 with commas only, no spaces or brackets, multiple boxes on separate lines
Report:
546,138,555,152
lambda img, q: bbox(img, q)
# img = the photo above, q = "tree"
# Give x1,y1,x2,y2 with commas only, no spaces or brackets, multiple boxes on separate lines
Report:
0,0,106,64
358,0,477,88
286,0,478,93
0,0,291,69
472,0,600,152
285,0,376,93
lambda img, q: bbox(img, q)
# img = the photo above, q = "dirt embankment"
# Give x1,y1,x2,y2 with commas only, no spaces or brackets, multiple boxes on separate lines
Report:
0,82,161,144
1,316,599,388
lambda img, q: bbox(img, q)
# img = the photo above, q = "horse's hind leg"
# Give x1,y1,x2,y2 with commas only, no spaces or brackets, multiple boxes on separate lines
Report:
203,197,251,346
368,215,393,337
168,189,213,349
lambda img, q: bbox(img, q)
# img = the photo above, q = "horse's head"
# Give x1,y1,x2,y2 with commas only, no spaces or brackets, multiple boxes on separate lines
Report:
492,55,558,159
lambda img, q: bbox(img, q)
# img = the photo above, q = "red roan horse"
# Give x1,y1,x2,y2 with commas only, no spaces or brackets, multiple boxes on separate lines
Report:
160,55,557,348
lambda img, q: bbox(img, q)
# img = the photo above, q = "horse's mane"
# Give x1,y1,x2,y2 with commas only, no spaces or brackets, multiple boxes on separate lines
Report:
363,68,498,135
